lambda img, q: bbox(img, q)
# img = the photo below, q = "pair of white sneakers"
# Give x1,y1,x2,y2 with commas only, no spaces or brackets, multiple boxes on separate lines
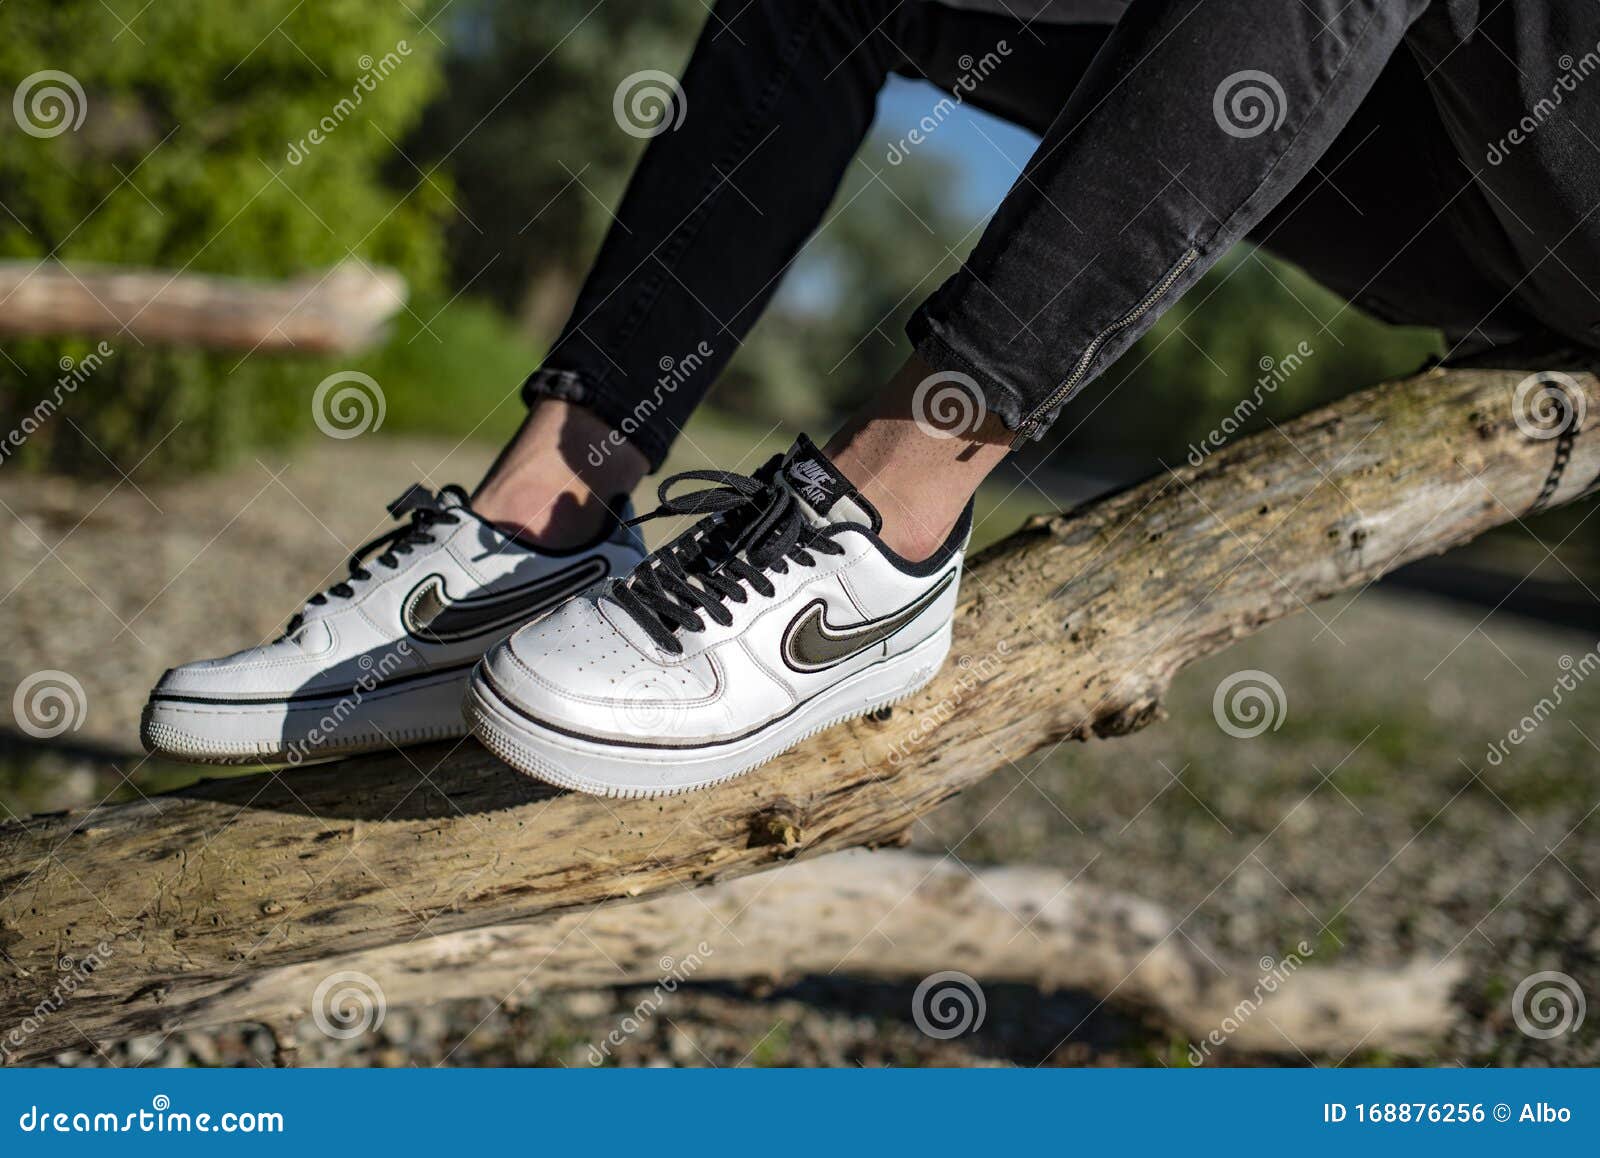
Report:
142,437,969,797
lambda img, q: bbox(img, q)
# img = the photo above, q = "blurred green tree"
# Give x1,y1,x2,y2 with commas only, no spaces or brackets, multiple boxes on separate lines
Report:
0,0,448,476
712,144,972,428
1060,250,1443,469
410,0,705,333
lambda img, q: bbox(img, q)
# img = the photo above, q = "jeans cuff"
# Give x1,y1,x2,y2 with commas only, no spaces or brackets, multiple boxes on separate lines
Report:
521,366,673,472
905,310,1035,441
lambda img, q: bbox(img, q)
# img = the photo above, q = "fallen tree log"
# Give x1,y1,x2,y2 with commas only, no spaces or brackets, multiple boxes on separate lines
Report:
144,851,1460,1064
0,260,406,352
1,364,1596,1060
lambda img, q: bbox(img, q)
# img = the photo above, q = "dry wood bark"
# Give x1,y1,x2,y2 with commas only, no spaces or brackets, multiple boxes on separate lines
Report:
1,365,1594,1060
0,260,406,352
77,851,1458,1062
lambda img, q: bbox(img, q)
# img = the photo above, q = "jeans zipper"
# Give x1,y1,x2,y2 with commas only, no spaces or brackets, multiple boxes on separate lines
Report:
1011,247,1201,448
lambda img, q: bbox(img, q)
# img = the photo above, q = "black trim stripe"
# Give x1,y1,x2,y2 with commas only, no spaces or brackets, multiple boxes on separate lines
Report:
479,635,942,752
148,659,478,708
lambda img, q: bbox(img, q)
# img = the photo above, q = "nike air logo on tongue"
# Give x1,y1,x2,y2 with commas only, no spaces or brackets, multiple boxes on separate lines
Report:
787,457,837,508
781,435,882,531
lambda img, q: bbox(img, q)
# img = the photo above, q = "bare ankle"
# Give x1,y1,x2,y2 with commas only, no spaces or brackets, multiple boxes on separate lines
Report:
473,400,648,550
825,354,1009,561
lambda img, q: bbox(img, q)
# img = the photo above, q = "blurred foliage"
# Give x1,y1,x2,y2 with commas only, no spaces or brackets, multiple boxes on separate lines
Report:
0,0,448,476
0,0,1469,492
352,296,537,443
1062,248,1444,467
409,0,706,326
712,146,971,429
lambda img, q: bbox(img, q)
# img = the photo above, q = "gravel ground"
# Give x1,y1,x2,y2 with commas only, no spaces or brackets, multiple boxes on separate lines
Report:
2,435,1597,1067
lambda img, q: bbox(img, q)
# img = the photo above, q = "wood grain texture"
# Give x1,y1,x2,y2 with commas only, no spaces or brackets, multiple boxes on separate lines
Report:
1,365,1593,1060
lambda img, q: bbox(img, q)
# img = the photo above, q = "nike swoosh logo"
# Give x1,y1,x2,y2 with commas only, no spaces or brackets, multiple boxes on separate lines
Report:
402,556,609,645
782,570,955,673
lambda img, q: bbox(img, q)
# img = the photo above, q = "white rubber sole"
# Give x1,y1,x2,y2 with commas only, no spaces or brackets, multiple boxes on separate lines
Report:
140,666,472,766
465,624,953,798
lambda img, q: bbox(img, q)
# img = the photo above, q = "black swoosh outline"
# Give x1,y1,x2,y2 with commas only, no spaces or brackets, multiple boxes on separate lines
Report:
781,570,956,674
402,555,610,645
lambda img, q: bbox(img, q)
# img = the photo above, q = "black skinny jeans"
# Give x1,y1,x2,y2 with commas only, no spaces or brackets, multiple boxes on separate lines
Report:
525,0,1600,469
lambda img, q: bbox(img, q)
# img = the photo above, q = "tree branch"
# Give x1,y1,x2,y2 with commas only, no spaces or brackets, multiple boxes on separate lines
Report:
0,365,1592,1060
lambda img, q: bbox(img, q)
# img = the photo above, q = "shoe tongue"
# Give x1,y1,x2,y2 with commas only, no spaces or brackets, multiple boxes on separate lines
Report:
778,435,882,532
387,482,470,518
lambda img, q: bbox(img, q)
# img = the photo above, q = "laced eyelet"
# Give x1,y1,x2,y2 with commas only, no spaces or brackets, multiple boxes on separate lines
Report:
297,487,458,611
608,458,851,653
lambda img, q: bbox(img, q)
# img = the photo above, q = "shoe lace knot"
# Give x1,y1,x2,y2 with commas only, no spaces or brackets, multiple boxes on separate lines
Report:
607,458,846,654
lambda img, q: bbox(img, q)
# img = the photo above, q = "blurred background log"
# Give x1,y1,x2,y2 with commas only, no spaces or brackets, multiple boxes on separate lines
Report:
0,260,406,352
88,851,1463,1066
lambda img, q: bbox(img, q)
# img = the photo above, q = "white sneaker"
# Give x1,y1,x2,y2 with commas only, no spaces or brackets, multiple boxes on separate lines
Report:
466,436,968,798
142,484,645,765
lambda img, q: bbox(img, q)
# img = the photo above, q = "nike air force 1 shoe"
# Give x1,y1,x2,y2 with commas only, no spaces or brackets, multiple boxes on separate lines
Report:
466,436,969,798
141,484,645,765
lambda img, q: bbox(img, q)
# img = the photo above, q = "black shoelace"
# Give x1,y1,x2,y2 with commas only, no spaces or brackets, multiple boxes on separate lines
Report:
609,458,846,654
295,485,462,622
